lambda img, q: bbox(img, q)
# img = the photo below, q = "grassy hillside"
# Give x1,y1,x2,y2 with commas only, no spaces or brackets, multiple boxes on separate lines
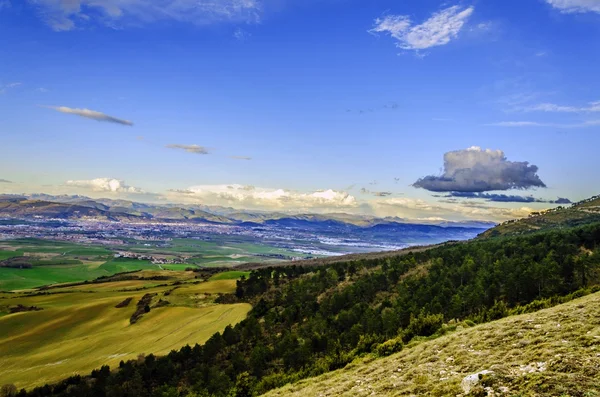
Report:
0,274,250,390
264,290,600,396
480,194,600,238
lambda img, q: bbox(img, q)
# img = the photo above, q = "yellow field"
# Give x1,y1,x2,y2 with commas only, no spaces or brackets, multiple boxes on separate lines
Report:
0,278,251,390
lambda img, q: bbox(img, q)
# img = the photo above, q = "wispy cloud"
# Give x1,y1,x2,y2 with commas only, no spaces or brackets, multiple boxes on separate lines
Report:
524,101,600,113
233,27,251,41
413,146,546,193
230,155,252,160
545,0,600,14
488,120,600,128
44,106,133,126
360,188,392,197
166,144,210,155
0,179,13,184
440,192,572,204
369,5,474,54
0,82,21,93
66,177,144,193
26,0,262,31
346,102,399,114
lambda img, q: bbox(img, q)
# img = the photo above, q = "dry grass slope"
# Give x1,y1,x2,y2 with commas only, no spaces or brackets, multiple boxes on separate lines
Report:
264,292,600,397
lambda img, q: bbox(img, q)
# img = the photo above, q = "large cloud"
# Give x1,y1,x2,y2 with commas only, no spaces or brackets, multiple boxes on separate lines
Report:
66,178,144,193
26,0,261,31
413,146,546,193
369,5,474,52
545,0,600,13
166,144,210,155
167,184,358,210
45,106,133,126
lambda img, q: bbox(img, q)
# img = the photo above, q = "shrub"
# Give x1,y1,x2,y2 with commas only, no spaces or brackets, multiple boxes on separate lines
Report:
375,338,404,357
353,333,384,355
486,300,509,321
402,311,444,343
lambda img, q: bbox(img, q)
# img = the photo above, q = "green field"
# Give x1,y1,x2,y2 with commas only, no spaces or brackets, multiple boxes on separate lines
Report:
0,275,250,389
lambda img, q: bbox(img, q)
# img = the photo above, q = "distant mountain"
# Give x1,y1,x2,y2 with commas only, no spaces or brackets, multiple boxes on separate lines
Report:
0,194,496,233
0,199,141,221
480,194,600,238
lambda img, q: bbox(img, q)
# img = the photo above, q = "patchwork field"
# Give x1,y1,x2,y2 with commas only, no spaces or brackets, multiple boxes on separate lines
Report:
0,237,311,291
0,273,250,390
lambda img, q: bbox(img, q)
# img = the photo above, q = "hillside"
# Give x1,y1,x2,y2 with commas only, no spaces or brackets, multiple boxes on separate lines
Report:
264,290,600,397
0,271,250,390
480,194,600,238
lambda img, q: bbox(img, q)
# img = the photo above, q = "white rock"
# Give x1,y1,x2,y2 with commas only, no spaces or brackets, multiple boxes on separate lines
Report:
461,370,494,394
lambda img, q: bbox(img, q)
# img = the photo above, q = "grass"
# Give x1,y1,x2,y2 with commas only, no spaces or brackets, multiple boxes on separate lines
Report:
209,271,251,281
98,258,157,273
263,292,600,397
0,250,22,260
0,279,250,390
0,264,109,291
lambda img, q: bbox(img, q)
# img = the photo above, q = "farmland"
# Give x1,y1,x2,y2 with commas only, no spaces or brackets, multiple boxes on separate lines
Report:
0,237,308,291
0,270,250,390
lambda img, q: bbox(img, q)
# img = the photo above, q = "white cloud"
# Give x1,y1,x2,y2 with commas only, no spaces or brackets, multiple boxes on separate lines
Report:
369,5,474,53
167,184,358,210
488,120,600,128
44,106,133,126
66,178,144,193
525,101,600,113
27,0,262,31
545,0,600,14
166,144,210,155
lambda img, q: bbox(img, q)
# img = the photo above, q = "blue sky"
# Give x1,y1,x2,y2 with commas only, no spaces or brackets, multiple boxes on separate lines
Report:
1,0,599,221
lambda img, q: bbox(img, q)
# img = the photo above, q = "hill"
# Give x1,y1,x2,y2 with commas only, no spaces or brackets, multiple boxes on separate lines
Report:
480,194,600,238
264,290,600,396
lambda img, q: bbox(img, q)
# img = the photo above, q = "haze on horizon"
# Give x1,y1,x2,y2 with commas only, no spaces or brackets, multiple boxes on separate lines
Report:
2,0,600,223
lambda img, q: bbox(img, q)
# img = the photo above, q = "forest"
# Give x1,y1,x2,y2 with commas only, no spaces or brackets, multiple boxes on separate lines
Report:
17,222,600,397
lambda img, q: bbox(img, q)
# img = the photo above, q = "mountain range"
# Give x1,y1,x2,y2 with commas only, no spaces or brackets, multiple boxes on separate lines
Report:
0,194,496,230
